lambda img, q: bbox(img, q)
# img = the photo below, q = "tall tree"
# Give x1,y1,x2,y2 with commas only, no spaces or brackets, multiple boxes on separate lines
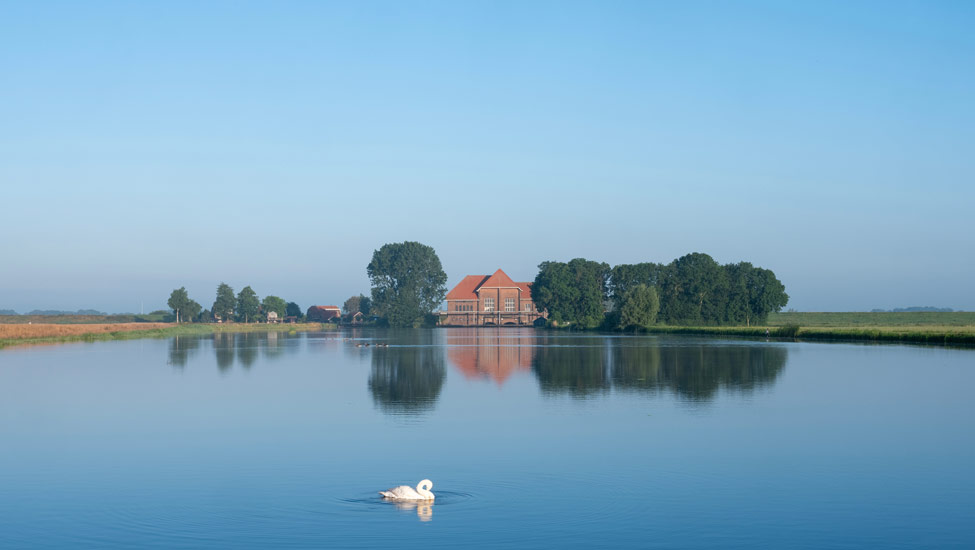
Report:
285,301,303,319
609,263,665,310
167,287,190,323
367,241,447,328
236,286,260,323
658,253,727,325
343,295,362,315
184,299,202,322
343,294,373,316
617,284,660,330
261,295,287,318
213,283,235,322
532,258,609,328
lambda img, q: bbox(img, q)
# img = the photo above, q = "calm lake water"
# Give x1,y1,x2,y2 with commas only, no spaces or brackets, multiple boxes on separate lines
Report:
1,328,973,548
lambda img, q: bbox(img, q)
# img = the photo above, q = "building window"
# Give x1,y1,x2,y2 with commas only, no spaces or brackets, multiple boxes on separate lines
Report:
485,298,494,311
524,302,532,312
505,298,515,312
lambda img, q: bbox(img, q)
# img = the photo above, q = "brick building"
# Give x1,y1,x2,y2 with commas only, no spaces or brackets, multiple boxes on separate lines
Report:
441,269,545,326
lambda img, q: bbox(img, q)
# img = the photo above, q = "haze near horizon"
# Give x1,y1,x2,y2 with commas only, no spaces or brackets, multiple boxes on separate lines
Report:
2,1,973,313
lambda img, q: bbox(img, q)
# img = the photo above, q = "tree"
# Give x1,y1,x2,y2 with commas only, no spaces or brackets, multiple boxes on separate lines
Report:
213,283,235,322
236,286,259,323
748,267,789,325
343,294,372,316
167,287,191,323
367,241,447,327
285,301,303,319
658,253,727,325
609,263,666,311
184,299,202,322
531,258,609,328
343,295,362,315
617,284,660,330
262,295,287,319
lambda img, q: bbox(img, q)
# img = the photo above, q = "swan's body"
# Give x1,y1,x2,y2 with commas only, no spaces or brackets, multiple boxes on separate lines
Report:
380,479,435,501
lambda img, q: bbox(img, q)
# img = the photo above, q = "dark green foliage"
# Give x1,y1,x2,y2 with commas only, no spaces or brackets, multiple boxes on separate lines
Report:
213,283,235,321
167,287,191,323
261,295,287,318
531,258,609,329
658,253,728,325
367,241,447,328
581,254,790,328
617,284,659,330
236,286,259,323
608,262,666,310
183,299,202,322
285,301,302,319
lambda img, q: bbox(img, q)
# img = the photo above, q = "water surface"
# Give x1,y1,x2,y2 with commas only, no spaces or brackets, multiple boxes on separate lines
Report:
1,328,972,548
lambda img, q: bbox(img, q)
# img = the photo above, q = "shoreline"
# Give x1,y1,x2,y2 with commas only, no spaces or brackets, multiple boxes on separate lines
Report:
0,322,333,349
2,321,973,349
640,325,975,346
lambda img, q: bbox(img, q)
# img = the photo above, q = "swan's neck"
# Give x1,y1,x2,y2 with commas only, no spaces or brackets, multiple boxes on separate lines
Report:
416,480,434,499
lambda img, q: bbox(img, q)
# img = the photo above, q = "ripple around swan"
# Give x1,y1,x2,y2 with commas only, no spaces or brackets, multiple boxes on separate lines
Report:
338,489,476,508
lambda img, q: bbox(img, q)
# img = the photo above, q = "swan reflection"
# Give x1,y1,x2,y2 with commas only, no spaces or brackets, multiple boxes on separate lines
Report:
391,500,434,522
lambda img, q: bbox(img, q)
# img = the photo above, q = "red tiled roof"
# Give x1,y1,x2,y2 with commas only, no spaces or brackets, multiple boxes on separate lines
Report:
311,305,340,311
479,269,519,289
445,275,490,301
446,270,535,301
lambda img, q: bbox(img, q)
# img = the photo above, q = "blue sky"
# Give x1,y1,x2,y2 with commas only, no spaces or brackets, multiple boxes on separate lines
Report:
2,1,973,313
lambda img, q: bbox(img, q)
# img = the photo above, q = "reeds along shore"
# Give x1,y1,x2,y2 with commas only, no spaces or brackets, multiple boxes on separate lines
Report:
0,322,329,348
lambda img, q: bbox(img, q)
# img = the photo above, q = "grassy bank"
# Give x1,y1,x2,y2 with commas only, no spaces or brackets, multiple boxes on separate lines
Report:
768,311,975,327
644,312,975,346
0,322,331,349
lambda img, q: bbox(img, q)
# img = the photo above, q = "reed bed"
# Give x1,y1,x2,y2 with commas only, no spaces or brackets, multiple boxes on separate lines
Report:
0,323,172,340
0,322,331,349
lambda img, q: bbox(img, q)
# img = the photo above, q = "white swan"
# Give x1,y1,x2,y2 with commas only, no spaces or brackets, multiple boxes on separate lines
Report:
380,479,435,501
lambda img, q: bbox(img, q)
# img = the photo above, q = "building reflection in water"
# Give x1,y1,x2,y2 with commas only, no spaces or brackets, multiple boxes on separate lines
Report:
445,328,536,386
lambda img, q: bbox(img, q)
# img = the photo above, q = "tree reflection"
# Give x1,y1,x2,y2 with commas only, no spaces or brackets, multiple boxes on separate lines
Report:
235,332,260,369
167,335,202,368
532,344,610,397
369,343,446,415
213,332,235,372
530,337,788,401
610,342,787,401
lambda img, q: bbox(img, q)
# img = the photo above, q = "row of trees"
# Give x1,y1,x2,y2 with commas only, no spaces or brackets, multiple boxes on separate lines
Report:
532,253,789,329
167,283,303,323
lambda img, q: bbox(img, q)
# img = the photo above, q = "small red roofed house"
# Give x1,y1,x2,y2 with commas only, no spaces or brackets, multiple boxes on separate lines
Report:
307,305,341,322
441,269,545,326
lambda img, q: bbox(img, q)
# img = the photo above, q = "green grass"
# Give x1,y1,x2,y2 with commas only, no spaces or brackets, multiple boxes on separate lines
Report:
643,312,975,346
768,311,975,327
0,322,330,349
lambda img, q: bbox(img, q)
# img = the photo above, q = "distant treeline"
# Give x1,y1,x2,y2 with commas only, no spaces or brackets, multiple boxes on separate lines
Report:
532,253,789,330
0,309,108,316
871,306,955,313
167,283,304,323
